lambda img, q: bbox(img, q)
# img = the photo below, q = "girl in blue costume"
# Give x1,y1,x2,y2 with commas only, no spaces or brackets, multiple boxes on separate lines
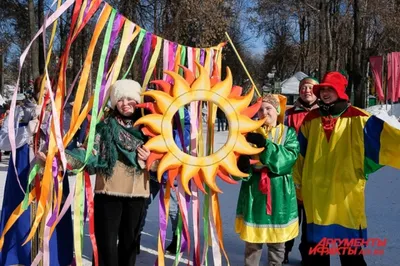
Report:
0,77,73,266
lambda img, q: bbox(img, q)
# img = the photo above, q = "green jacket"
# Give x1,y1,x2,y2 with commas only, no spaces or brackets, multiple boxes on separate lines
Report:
235,124,300,243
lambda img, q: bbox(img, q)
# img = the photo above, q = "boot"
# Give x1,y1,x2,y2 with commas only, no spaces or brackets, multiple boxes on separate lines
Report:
166,234,178,255
283,250,289,264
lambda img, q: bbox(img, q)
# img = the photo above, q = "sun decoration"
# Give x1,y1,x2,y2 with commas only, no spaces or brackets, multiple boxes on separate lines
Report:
135,63,266,194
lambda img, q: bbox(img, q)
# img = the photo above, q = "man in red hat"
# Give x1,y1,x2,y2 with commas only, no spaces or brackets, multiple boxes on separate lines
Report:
294,71,400,266
284,77,319,264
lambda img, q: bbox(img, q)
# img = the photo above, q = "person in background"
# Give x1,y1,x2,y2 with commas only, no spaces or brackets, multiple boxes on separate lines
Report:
0,76,73,266
283,77,319,264
236,94,300,266
217,107,227,131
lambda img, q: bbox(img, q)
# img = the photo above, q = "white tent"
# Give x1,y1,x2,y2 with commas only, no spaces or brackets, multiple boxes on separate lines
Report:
280,71,308,95
0,95,5,106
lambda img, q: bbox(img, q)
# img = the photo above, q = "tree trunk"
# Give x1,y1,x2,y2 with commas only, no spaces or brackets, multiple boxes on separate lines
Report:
28,0,39,79
38,0,44,74
351,0,364,107
0,53,3,95
325,1,334,72
299,14,306,71
318,1,325,80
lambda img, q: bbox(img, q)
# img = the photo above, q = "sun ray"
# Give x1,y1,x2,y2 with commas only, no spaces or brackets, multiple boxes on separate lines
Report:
220,152,248,178
230,85,243,97
136,102,159,114
146,152,163,171
217,168,237,185
144,135,168,153
228,88,254,113
233,134,265,155
157,152,181,182
164,70,191,97
134,114,163,134
237,115,267,134
141,127,156,137
193,174,206,194
142,90,173,114
151,80,171,94
210,66,221,87
201,163,221,193
241,97,262,118
168,167,180,188
191,62,210,92
180,164,201,195
211,67,232,99
179,65,195,85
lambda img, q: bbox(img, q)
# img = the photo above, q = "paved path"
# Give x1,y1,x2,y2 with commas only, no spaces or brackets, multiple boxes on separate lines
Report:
0,127,399,265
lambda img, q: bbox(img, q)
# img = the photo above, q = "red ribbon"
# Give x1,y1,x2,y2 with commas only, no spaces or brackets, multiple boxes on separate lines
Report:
84,171,98,266
259,168,272,215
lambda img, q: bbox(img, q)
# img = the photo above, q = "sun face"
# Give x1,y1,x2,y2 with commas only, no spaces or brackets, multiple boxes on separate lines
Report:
135,62,266,194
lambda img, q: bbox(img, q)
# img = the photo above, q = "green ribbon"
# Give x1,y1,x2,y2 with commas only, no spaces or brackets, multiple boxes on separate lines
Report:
71,9,116,174
22,163,41,210
122,28,146,79
175,213,183,263
203,185,210,266
179,46,186,76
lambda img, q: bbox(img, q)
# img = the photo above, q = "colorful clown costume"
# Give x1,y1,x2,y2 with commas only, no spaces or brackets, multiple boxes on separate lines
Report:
294,106,400,244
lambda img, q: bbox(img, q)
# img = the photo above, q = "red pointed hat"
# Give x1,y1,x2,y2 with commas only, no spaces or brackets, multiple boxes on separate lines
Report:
313,72,349,101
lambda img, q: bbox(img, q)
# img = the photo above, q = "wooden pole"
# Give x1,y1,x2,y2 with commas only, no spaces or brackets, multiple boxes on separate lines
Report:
224,32,261,97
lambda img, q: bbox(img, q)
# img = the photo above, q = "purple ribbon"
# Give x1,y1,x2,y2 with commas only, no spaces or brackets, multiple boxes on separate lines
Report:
155,183,167,266
83,0,91,19
200,49,205,66
47,158,59,226
98,14,123,110
141,32,153,85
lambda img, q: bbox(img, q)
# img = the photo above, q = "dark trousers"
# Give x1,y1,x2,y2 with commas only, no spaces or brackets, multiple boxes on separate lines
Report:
217,117,224,131
307,243,367,266
94,194,146,266
285,204,310,260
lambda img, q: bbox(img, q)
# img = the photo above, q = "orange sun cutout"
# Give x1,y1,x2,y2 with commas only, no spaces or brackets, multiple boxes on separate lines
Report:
135,62,266,194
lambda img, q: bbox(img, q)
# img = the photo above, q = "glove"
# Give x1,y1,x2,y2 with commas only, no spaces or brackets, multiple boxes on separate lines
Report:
237,155,250,173
27,119,39,134
246,132,266,148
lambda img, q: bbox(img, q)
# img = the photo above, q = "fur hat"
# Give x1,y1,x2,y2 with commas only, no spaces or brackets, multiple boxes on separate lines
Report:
109,79,142,109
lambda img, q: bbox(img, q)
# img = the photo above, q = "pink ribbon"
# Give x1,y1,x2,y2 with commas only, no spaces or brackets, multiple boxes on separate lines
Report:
162,40,169,81
369,56,385,102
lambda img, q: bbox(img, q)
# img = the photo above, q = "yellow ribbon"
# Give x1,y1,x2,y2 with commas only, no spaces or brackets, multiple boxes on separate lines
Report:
70,4,112,130
23,5,111,245
73,171,85,265
142,36,162,91
110,20,140,84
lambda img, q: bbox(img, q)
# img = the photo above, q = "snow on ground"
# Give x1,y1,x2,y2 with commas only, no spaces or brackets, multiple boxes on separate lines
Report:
0,122,399,265
367,103,400,129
